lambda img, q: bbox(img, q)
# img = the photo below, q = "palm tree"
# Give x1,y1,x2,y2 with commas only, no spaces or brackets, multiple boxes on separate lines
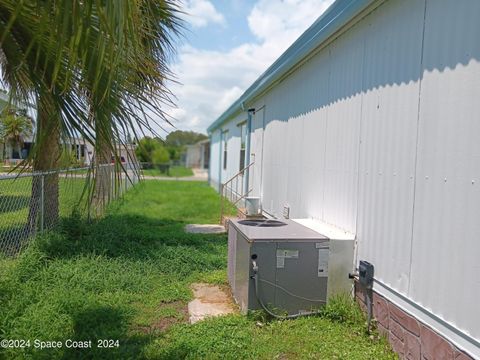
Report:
0,0,182,229
0,107,33,160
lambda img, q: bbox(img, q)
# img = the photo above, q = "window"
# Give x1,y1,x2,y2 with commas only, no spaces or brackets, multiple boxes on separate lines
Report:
239,122,247,170
222,130,228,170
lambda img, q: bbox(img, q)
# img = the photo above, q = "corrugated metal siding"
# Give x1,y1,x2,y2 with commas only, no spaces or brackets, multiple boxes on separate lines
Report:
262,118,289,217
260,8,364,231
297,50,331,222
209,0,480,348
356,0,426,296
409,0,480,340
322,24,364,232
249,101,265,201
261,49,331,219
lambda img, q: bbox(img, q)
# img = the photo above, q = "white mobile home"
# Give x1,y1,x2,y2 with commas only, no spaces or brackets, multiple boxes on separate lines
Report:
208,0,480,358
185,139,210,169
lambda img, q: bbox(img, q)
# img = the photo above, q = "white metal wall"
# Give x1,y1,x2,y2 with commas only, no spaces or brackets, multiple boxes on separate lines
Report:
322,22,364,233
356,0,426,299
408,0,480,341
261,48,331,221
249,101,265,200
210,0,480,349
260,9,365,231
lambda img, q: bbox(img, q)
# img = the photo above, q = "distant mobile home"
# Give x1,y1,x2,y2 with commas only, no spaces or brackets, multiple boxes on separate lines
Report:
185,139,210,169
208,0,480,358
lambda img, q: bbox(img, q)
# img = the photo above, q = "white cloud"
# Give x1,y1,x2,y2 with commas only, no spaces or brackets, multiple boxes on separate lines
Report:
248,0,333,42
182,0,226,28
165,0,335,133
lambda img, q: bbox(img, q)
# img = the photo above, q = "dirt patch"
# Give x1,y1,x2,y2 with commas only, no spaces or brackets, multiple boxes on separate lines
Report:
218,283,237,304
134,300,189,334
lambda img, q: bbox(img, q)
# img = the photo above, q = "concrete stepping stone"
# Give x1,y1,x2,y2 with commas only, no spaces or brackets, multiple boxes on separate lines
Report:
185,224,226,234
188,283,236,324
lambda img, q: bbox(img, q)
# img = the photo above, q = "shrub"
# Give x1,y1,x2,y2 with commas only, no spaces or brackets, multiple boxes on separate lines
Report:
151,146,170,164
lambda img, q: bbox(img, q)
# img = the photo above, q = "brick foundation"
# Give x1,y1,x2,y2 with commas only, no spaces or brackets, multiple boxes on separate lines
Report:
354,283,474,360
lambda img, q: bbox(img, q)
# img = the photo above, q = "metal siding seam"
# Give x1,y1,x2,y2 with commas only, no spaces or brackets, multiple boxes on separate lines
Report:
321,48,332,222
260,105,266,206
407,0,428,297
353,34,368,268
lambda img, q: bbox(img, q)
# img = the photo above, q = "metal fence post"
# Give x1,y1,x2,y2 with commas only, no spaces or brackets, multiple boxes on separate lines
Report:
40,174,45,232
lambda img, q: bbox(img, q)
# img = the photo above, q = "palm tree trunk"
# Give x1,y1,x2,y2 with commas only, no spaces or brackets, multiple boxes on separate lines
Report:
27,92,61,234
92,129,113,217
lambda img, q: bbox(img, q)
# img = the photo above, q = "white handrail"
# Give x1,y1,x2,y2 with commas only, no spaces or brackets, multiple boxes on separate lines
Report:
222,161,254,187
219,158,255,224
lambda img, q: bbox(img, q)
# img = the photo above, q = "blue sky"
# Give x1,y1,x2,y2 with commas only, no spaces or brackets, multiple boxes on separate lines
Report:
161,0,335,135
185,1,257,52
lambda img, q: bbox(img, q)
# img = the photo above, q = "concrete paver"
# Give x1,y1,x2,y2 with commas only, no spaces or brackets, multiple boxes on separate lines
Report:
188,283,236,324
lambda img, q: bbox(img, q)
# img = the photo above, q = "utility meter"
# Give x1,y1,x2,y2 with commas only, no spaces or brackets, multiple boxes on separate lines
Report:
359,260,374,289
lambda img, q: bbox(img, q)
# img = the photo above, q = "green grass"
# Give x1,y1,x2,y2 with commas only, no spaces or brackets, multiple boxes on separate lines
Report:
0,176,87,236
142,166,193,178
0,168,19,173
0,181,395,359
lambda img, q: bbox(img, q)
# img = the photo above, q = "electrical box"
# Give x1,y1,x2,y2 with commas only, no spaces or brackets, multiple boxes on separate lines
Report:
359,260,374,289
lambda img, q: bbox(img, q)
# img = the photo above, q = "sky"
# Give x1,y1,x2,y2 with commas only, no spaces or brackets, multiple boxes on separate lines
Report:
162,0,335,135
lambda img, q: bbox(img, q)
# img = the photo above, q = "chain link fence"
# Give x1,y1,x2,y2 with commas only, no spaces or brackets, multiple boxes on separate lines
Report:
0,163,140,256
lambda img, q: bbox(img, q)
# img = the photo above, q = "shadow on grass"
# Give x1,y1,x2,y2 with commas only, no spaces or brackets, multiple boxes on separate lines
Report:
0,224,33,257
0,195,30,213
60,306,153,360
0,305,154,360
1,212,228,359
37,214,226,272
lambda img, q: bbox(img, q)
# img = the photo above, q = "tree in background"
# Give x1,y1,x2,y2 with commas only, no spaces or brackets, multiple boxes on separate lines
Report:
151,147,170,165
167,147,181,162
165,130,208,147
136,137,165,164
164,130,207,164
136,131,207,167
0,108,33,160
135,136,171,175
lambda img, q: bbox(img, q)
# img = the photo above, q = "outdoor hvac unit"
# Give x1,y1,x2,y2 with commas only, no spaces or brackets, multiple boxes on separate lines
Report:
227,218,355,315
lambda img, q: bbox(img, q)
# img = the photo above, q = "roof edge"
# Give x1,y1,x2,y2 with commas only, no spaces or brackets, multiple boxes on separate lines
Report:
207,0,377,133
